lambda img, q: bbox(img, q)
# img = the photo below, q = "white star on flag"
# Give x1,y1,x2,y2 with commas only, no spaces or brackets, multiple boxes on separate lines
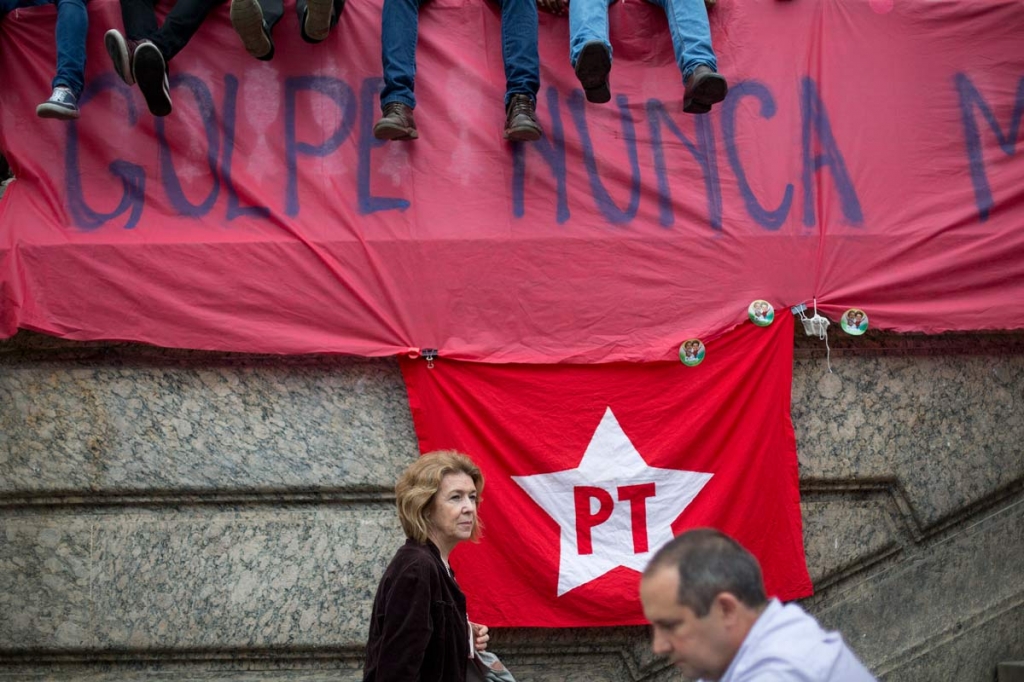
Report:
512,407,713,596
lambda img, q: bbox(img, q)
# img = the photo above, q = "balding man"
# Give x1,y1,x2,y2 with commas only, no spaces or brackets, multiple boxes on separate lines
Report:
640,529,877,682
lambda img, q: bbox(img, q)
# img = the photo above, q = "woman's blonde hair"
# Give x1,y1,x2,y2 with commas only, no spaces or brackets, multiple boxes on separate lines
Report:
396,450,485,544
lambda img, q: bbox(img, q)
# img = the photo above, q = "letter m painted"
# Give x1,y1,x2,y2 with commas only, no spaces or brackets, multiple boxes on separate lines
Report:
955,74,1024,222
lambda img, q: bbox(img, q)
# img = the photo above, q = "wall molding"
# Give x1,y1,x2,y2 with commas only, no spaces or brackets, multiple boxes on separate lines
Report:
0,488,396,512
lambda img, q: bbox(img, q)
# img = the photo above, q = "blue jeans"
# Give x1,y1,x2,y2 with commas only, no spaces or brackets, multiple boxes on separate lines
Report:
568,0,612,67
53,0,87,95
0,0,87,96
380,0,540,110
569,0,715,80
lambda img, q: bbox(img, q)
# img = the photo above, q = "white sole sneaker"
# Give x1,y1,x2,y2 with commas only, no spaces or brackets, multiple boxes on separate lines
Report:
104,29,135,86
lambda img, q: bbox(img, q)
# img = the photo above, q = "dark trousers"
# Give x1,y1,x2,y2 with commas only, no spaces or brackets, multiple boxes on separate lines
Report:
260,0,344,41
120,0,224,60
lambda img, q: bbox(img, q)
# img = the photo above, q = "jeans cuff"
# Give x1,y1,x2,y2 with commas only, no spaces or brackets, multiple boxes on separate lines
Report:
503,90,537,108
51,78,81,98
380,94,415,110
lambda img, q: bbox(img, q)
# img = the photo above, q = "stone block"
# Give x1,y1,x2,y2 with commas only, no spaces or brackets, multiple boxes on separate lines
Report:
0,355,418,494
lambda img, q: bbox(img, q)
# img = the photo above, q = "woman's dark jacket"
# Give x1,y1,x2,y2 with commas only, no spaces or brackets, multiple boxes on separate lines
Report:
363,538,470,682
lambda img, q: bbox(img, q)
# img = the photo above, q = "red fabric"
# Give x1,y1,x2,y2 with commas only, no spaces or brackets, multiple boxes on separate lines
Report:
2,0,1024,359
401,315,810,627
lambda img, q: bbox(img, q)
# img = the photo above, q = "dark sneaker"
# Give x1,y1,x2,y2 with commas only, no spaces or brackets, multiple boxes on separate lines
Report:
503,94,542,142
373,102,418,141
230,0,274,60
133,42,172,116
303,0,335,42
36,87,80,120
105,29,141,86
683,64,727,114
574,41,611,104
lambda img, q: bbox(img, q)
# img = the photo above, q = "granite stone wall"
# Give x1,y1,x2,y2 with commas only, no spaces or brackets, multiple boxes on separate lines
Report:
0,329,1022,681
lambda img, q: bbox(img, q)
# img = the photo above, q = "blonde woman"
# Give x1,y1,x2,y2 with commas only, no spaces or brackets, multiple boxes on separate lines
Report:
363,451,490,682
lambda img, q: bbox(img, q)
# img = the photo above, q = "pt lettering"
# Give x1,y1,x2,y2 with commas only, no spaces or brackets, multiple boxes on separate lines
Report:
574,483,657,555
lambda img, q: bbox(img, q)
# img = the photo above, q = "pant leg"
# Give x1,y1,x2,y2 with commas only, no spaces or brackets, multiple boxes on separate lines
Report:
119,0,160,41
645,0,715,79
153,0,224,61
499,0,539,105
379,0,428,109
51,0,87,96
568,0,613,67
296,0,344,41
261,0,283,33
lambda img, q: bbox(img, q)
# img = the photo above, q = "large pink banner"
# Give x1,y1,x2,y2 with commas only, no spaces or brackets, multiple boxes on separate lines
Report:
2,0,1023,361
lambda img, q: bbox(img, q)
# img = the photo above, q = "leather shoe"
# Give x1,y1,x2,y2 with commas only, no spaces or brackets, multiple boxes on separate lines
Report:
683,64,727,114
574,41,611,104
503,94,542,142
373,102,418,141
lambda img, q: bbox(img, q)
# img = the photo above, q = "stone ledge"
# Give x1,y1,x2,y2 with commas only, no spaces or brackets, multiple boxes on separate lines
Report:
4,326,1024,359
999,662,1024,682
792,325,1024,357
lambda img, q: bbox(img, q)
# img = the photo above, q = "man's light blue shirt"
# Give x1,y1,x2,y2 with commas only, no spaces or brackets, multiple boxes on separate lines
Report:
709,599,878,682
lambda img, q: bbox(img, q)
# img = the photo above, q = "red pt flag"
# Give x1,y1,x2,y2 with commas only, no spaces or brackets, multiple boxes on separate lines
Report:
400,315,812,627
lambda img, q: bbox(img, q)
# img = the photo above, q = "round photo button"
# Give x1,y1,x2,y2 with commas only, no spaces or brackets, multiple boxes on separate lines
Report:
748,300,775,327
840,308,869,336
679,338,706,367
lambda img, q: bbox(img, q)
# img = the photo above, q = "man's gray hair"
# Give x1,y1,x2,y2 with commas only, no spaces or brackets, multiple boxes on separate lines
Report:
644,528,767,616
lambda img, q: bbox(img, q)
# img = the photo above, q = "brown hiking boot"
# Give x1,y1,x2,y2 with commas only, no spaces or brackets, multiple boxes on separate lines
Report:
231,0,274,60
503,94,542,142
683,64,727,114
303,0,336,42
373,102,418,141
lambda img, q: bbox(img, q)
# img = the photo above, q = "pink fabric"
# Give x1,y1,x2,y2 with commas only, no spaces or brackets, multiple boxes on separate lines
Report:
2,0,1023,360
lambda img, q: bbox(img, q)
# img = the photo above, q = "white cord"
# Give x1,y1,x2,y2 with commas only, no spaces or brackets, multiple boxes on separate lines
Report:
798,299,832,373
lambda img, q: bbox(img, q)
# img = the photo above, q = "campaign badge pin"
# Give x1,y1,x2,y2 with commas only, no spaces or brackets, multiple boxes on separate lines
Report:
748,300,775,327
840,308,869,336
679,339,706,367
